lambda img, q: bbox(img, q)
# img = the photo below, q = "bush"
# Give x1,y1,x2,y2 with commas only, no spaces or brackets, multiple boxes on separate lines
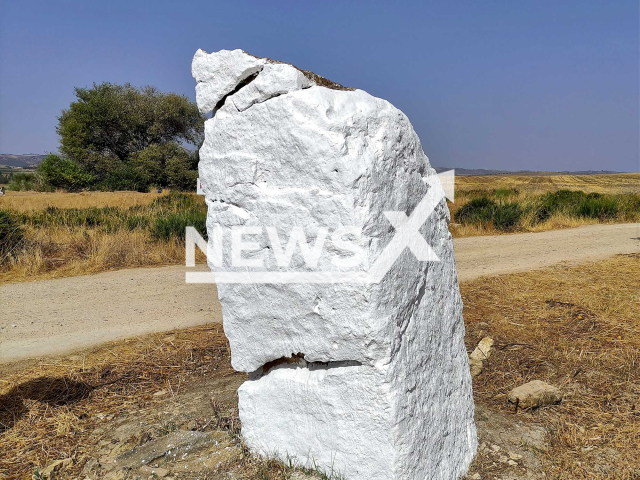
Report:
576,196,618,219
492,202,523,230
455,197,522,231
534,190,588,222
0,210,24,263
7,173,39,191
37,154,95,191
165,154,198,191
533,190,625,222
100,164,151,192
455,197,496,225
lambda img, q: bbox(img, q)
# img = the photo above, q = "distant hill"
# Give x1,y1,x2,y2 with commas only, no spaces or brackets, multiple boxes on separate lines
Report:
0,154,46,168
433,167,624,176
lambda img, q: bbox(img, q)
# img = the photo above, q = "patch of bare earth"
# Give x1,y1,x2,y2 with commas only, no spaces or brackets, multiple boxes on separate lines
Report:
1,255,638,479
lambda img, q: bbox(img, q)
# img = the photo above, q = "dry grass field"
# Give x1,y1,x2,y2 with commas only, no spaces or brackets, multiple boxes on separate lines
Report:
0,191,206,285
1,254,637,479
455,173,640,194
0,190,164,212
1,173,638,285
449,173,640,237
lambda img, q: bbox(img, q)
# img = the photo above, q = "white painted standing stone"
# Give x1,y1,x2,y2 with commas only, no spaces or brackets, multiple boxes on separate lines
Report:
193,48,477,480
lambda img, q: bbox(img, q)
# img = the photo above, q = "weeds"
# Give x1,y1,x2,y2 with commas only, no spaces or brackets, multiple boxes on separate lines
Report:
15,192,207,238
455,197,523,231
0,192,208,284
454,189,639,232
0,209,24,264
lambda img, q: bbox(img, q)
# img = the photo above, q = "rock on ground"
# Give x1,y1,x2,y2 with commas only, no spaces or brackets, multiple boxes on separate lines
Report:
508,380,563,410
469,336,494,377
194,48,476,480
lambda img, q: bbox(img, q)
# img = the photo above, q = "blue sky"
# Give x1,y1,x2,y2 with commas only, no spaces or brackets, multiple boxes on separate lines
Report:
0,0,638,171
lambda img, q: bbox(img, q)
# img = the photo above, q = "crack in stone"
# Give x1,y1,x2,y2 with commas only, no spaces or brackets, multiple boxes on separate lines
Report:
212,70,261,114
249,353,363,380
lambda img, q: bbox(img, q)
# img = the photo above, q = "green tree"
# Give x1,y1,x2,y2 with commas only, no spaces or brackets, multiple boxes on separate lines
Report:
166,150,199,191
57,83,204,186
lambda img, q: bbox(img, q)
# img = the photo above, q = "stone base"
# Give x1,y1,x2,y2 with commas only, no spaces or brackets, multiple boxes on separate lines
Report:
239,360,476,480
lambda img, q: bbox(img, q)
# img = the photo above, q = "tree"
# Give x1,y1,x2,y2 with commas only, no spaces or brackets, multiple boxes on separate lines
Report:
166,150,199,191
57,83,204,186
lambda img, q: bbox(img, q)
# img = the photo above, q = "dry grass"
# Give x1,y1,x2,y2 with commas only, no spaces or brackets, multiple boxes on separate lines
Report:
449,209,607,238
462,253,640,479
448,173,640,237
1,226,189,285
0,190,164,212
0,192,207,285
1,255,638,479
455,173,640,195
0,324,236,480
1,175,638,285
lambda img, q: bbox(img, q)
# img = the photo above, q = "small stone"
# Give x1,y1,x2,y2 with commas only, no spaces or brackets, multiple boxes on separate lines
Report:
508,452,523,460
469,337,494,378
508,380,563,409
507,459,518,466
153,390,169,397
491,444,501,452
470,474,482,480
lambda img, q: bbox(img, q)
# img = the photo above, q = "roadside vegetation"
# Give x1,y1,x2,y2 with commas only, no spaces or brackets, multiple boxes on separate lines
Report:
0,192,206,285
0,174,638,284
449,173,639,236
1,255,637,479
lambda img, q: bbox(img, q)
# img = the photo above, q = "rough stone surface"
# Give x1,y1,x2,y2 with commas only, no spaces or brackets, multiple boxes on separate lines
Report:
508,380,563,410
113,430,220,469
194,48,476,480
192,49,266,114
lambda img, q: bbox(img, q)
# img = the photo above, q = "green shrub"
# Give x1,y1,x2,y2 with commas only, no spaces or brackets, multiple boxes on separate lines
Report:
7,173,39,191
576,196,618,219
532,190,629,222
0,210,24,263
455,197,522,231
37,154,96,192
455,197,496,225
492,202,523,230
618,194,640,220
150,211,207,241
100,164,151,192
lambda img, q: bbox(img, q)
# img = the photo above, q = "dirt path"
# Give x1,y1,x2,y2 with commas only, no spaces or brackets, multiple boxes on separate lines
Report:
1,223,638,363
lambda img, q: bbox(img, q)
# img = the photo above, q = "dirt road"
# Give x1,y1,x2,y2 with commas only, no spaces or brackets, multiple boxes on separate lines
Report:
1,223,638,363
